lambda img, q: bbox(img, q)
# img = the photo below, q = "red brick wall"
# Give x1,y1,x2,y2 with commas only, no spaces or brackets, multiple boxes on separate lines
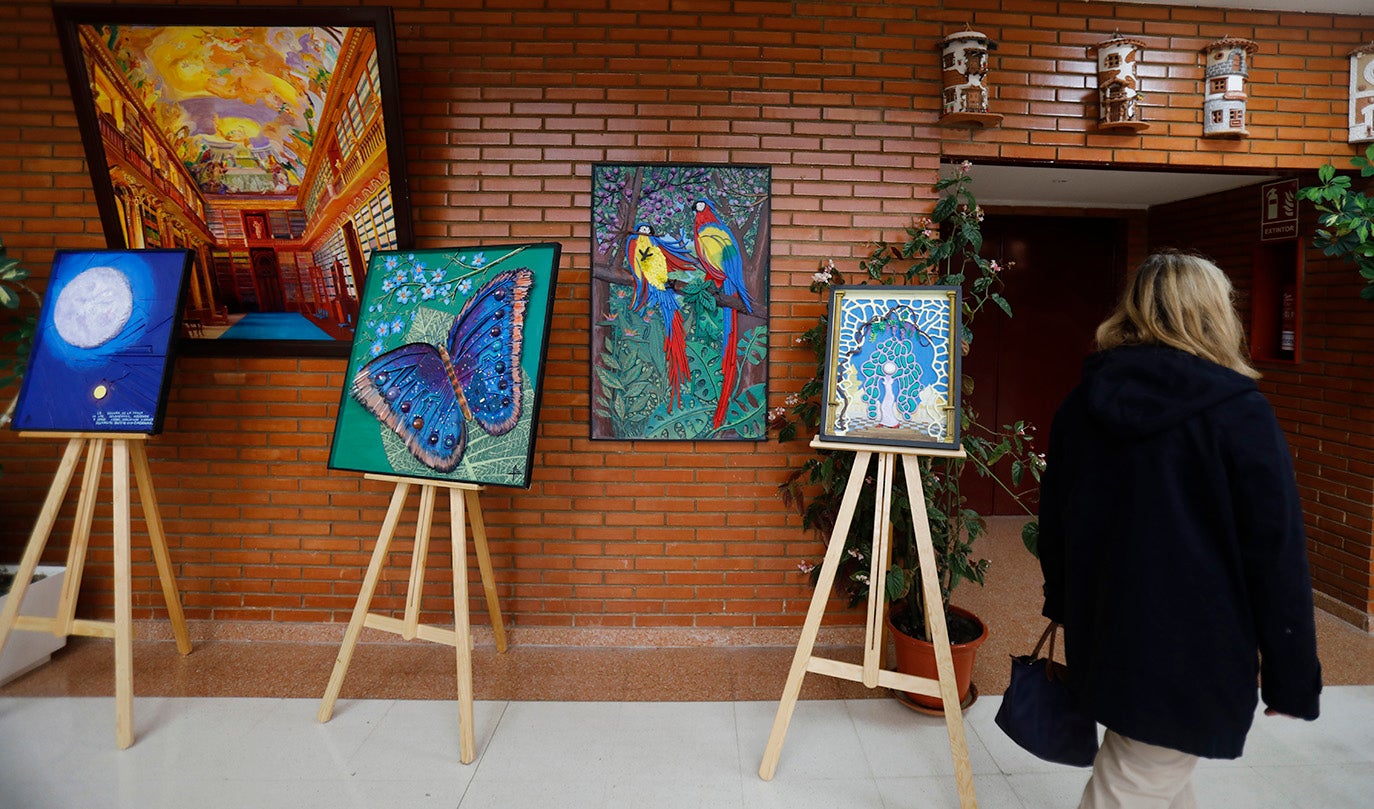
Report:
1,0,1370,636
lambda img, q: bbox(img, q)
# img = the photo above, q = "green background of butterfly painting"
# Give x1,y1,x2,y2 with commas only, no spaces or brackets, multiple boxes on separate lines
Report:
328,243,559,488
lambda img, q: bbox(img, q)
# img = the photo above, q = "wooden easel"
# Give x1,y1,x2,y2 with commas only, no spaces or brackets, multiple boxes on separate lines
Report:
759,438,978,809
0,433,192,749
317,473,508,764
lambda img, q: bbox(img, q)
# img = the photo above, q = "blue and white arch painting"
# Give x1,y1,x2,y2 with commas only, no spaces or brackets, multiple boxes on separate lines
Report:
820,285,962,451
12,250,192,434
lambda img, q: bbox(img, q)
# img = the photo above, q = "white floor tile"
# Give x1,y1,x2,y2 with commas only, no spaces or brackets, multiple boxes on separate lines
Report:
1190,766,1303,809
735,699,871,780
1,687,1370,809
741,774,886,809
846,697,999,777
877,773,1026,809
1254,763,1374,809
1005,770,1093,809
456,776,606,809
345,698,503,780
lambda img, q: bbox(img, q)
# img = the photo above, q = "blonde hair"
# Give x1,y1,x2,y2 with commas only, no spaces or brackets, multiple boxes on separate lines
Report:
1096,250,1260,379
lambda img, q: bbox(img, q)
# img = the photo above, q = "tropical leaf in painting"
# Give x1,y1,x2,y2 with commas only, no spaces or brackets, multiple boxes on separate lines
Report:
643,399,716,440
739,325,767,366
456,379,536,485
721,382,768,438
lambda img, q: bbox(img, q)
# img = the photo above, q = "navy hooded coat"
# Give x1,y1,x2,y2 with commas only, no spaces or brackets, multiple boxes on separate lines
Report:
1037,345,1321,759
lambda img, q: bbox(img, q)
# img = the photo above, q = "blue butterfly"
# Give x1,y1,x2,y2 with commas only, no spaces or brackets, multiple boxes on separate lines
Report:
349,268,533,472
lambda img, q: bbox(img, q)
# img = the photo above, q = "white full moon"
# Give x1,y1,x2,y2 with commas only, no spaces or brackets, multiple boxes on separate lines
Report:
52,266,134,349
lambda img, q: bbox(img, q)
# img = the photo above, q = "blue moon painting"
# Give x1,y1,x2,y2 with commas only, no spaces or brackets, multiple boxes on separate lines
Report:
12,250,192,434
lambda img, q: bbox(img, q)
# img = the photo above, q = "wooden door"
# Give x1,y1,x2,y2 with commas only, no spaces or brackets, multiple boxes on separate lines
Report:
960,216,1127,515
250,248,285,313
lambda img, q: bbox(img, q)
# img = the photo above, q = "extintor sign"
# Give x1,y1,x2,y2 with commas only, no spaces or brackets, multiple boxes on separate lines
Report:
1261,178,1299,241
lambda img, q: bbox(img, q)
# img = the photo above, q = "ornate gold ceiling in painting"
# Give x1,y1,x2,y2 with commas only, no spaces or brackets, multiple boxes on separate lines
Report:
88,24,364,200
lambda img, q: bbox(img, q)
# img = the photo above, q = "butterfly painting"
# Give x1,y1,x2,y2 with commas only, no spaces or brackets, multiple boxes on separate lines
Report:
329,244,561,488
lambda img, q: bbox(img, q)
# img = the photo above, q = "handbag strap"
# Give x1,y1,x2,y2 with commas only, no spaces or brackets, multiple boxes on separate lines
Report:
1030,621,1060,660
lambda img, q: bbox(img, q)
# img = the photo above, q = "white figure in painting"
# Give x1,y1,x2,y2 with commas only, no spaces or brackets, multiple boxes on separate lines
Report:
878,360,902,427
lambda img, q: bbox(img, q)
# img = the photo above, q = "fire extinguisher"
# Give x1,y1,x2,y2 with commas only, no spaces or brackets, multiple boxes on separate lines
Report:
1278,283,1296,359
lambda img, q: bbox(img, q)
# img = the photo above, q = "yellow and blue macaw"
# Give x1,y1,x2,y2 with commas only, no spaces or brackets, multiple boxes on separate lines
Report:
625,223,697,412
692,198,754,428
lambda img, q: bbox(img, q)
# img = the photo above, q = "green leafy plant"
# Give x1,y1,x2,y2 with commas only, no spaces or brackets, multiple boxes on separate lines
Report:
0,236,39,428
773,164,1043,644
1297,144,1374,301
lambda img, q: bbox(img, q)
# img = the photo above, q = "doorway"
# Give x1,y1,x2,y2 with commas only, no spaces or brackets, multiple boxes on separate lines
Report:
960,214,1128,515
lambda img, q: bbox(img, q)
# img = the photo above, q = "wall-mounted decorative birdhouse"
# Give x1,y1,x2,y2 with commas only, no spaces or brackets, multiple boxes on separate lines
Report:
1200,37,1258,139
1091,34,1148,133
1349,43,1374,144
940,29,1001,128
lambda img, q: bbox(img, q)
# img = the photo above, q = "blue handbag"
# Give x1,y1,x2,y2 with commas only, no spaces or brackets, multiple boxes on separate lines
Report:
994,621,1100,767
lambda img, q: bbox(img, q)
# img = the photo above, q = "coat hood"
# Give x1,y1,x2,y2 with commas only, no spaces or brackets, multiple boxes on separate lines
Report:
1078,345,1258,438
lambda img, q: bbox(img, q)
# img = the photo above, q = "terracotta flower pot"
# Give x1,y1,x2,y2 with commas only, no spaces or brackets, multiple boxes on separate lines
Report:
886,605,987,712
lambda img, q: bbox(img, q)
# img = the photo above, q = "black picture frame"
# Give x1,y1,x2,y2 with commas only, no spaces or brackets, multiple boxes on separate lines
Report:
53,4,413,358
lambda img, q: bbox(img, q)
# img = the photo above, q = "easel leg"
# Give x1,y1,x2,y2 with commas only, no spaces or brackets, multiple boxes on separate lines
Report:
449,488,476,764
759,451,874,781
318,481,411,723
0,438,85,658
129,441,191,655
464,489,507,653
901,454,978,809
112,441,134,750
58,439,104,635
402,485,437,641
863,452,896,688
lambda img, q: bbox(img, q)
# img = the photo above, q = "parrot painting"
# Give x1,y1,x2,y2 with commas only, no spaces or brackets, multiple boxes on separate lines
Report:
624,223,697,412
692,198,754,428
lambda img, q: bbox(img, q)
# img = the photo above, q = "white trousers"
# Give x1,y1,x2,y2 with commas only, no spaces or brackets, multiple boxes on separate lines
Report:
1078,729,1200,809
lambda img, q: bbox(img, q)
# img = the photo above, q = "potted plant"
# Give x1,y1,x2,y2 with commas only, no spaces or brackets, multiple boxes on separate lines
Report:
1297,143,1374,301
773,163,1042,710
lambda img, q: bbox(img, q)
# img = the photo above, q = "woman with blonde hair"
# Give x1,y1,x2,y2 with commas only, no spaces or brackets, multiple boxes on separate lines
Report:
1037,250,1321,808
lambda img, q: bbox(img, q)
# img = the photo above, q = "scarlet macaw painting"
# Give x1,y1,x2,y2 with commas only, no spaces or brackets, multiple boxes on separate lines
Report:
591,164,770,440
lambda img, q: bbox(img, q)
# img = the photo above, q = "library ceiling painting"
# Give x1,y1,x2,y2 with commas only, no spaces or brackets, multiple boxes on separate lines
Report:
55,5,412,356
101,25,339,199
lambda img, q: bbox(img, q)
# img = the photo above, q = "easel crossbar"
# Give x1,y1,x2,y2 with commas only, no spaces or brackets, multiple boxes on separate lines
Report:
12,615,116,639
363,613,460,647
805,656,942,698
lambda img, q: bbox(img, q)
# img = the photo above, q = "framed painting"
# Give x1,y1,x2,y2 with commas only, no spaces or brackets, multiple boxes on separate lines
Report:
11,249,193,434
328,243,562,488
820,285,962,451
53,4,412,358
590,163,770,441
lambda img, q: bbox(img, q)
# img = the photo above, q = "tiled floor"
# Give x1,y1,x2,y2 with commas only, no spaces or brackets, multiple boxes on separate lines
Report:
2,519,1371,807
1,688,1371,809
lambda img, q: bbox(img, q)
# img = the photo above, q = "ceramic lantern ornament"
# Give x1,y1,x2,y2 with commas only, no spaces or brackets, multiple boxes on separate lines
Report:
940,29,1002,128
1350,43,1374,144
1092,34,1148,132
1200,37,1258,139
